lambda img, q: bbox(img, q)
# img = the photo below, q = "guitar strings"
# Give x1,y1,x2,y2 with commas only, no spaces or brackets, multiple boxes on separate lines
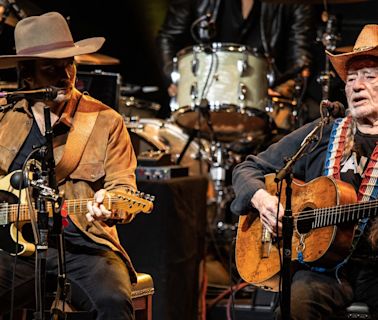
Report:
0,196,152,222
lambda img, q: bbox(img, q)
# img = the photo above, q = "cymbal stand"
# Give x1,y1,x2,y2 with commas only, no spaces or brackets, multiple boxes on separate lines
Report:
316,11,341,101
208,141,235,231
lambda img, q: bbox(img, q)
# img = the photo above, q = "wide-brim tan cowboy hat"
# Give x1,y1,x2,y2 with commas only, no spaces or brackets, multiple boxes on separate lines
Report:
326,24,378,82
0,11,105,69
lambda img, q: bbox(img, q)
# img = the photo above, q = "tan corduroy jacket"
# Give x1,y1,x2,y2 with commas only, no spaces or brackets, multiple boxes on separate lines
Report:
0,88,139,283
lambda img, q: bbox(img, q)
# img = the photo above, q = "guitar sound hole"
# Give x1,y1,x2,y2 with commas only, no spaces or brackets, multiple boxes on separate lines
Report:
296,207,315,234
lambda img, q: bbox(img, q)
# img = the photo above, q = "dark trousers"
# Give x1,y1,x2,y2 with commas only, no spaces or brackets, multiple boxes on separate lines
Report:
276,263,378,320
0,247,134,320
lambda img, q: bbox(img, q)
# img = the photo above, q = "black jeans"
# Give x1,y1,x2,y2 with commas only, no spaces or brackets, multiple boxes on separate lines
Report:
276,263,378,320
0,247,134,320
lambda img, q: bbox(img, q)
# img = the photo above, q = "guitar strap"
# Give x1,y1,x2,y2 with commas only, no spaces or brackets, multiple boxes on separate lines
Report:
55,95,99,183
299,116,378,277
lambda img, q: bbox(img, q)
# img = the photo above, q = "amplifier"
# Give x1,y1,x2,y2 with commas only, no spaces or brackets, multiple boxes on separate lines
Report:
76,70,121,110
136,165,189,181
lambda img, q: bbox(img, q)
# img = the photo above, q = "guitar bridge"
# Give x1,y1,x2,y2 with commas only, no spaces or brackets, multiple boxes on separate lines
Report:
261,226,272,258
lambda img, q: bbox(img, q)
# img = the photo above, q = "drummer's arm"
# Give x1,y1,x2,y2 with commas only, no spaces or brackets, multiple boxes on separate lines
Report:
268,80,296,98
286,4,315,74
156,0,194,82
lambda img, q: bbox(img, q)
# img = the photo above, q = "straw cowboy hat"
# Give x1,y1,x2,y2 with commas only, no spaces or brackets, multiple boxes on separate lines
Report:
0,11,105,69
327,24,378,82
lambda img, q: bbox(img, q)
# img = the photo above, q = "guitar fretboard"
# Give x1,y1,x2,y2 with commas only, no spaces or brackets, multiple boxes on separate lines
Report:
0,192,154,225
295,200,378,230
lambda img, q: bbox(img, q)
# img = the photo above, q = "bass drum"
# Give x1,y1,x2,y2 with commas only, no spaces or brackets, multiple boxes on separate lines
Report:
125,118,209,176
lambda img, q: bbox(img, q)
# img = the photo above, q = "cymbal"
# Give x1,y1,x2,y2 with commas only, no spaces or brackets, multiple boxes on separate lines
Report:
74,53,120,66
261,0,367,4
0,4,18,27
0,0,43,26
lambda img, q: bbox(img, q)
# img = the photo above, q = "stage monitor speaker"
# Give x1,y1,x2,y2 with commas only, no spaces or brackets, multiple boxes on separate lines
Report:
76,70,121,111
117,176,208,320
207,288,278,320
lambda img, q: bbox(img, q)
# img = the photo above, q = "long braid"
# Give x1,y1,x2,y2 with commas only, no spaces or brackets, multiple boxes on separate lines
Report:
341,118,356,164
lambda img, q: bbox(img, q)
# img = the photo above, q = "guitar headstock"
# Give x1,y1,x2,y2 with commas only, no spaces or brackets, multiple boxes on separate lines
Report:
108,189,155,220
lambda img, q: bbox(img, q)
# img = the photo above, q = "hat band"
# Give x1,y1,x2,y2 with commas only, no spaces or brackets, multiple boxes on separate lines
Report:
17,40,75,55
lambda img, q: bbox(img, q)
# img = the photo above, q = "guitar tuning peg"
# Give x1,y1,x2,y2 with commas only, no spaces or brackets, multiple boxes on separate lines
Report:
150,195,155,202
139,192,145,198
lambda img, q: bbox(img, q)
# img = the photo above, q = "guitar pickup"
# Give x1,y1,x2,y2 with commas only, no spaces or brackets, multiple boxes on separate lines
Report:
0,203,9,225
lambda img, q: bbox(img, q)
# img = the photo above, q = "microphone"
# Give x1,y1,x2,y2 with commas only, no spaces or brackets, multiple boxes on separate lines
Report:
0,87,59,101
320,100,346,118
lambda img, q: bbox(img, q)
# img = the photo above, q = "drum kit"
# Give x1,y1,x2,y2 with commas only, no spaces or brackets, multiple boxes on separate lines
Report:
123,0,372,238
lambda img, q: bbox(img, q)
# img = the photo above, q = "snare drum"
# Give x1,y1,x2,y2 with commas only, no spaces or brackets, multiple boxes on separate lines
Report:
172,43,270,142
125,118,209,176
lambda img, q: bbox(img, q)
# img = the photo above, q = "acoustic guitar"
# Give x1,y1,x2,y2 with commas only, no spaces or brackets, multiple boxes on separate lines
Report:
235,173,376,292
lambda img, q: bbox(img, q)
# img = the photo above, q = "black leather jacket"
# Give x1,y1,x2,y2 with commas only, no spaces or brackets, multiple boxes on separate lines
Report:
156,0,315,84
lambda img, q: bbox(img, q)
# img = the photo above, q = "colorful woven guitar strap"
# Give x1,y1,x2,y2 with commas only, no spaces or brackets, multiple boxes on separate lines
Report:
298,116,378,276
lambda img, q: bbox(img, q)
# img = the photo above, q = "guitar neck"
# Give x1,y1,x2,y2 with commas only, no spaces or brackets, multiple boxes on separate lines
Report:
310,199,378,229
2,198,96,223
1,194,153,224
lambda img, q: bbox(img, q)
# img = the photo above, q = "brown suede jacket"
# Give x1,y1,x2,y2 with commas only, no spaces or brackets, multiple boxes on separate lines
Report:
0,88,139,283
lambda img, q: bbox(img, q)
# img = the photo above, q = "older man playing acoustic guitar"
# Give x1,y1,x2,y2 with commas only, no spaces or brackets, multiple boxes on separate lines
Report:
231,24,378,319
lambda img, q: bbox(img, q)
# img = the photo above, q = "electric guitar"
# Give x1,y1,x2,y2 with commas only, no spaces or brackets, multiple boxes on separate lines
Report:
0,169,154,257
235,173,377,292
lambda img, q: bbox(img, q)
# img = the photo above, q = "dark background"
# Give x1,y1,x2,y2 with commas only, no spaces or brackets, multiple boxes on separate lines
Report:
0,0,378,118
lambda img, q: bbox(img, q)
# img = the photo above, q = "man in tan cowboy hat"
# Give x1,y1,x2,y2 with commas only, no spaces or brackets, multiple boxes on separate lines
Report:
0,12,142,319
231,24,378,319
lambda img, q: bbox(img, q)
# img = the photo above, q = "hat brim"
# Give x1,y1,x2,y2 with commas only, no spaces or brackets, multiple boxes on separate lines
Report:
0,37,105,69
326,46,378,82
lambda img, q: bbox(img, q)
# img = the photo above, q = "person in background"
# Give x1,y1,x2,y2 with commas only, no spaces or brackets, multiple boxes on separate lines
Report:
156,0,316,125
0,12,145,319
231,24,378,319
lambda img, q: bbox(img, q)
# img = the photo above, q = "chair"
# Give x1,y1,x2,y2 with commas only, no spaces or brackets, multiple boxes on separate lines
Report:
133,272,155,320
2,272,154,320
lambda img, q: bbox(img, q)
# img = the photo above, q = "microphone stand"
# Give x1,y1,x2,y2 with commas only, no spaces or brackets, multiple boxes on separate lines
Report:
274,114,331,320
42,106,70,320
31,107,67,320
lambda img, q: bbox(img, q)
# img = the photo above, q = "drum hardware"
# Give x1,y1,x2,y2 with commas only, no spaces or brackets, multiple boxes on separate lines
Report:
169,57,180,112
119,96,161,119
207,141,239,232
120,83,159,95
125,118,210,177
316,13,340,101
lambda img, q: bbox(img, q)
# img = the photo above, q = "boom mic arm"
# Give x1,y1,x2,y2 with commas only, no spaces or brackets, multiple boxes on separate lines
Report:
0,87,59,101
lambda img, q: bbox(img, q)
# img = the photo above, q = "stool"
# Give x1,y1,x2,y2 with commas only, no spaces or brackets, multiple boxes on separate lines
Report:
132,272,155,320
